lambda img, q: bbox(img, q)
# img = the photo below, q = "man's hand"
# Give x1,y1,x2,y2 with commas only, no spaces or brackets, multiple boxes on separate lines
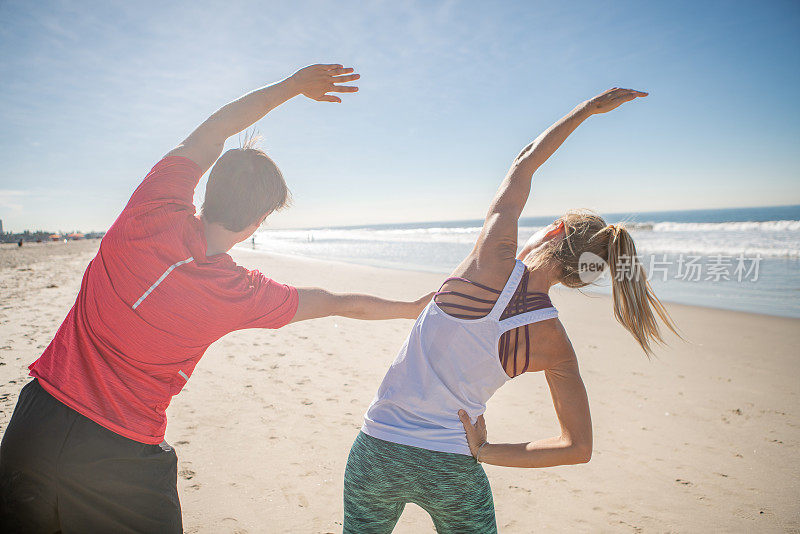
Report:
290,64,360,103
409,291,435,318
584,87,648,115
167,64,360,172
458,410,488,458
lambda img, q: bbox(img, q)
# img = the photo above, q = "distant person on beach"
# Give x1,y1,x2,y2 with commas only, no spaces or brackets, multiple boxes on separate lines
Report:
0,64,431,533
344,88,681,532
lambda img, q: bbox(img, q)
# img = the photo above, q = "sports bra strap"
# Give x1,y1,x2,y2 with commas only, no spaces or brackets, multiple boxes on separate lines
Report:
436,277,502,295
498,306,559,334
488,260,527,319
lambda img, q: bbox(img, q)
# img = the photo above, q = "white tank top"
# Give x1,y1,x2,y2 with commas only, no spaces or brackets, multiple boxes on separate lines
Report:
361,260,559,456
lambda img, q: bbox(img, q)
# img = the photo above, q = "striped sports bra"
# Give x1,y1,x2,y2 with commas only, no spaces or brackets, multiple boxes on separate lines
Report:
434,267,554,377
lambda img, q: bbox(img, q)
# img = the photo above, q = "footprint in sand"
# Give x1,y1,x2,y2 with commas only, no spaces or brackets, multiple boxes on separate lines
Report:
179,467,196,480
220,517,248,534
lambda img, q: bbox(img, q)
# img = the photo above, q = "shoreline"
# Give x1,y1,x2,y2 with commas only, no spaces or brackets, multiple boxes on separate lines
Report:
233,244,800,321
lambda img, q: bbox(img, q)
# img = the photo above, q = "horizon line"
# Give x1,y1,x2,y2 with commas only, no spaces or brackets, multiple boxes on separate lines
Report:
270,202,800,232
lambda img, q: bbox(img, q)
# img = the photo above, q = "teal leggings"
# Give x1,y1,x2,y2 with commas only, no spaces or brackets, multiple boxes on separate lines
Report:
343,432,497,533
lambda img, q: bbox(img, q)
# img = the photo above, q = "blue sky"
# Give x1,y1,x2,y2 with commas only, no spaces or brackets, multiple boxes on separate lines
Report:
1,0,798,232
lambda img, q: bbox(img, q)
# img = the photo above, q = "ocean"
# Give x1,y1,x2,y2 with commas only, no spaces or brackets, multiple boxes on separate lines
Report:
240,205,800,319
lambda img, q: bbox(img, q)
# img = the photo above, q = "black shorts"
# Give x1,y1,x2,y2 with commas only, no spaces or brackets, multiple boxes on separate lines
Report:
0,379,182,533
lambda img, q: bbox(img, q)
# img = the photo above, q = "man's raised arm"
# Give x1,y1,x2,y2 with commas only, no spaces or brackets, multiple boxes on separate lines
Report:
167,64,360,172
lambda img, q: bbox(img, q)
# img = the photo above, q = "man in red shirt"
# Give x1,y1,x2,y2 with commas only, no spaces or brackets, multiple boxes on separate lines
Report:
0,64,430,533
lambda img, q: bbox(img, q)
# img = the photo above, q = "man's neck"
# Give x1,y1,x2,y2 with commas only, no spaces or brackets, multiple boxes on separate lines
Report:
201,218,234,257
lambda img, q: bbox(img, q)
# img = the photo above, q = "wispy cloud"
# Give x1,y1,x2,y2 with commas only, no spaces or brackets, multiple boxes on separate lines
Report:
0,190,28,213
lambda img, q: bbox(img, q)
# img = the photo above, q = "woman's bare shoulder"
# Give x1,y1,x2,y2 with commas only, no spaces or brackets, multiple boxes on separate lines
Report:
535,318,579,369
450,252,518,290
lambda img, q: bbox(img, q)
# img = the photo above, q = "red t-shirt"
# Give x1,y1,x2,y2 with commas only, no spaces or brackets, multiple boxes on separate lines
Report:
29,156,298,444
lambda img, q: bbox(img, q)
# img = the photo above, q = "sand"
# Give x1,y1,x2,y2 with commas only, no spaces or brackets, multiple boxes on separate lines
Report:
1,240,798,533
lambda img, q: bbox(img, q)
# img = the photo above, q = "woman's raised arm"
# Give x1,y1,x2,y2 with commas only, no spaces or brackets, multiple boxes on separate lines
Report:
473,88,648,263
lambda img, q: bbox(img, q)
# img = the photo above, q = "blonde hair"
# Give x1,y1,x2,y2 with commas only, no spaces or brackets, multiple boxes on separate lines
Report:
525,209,681,355
201,133,292,232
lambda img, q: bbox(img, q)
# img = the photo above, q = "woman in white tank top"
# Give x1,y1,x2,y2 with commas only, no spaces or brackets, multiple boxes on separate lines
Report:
344,88,681,533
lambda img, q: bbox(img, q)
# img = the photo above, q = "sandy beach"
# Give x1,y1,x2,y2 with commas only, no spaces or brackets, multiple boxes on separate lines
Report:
1,240,798,533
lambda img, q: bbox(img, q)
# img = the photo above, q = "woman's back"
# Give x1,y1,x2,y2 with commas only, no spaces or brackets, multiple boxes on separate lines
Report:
361,260,559,456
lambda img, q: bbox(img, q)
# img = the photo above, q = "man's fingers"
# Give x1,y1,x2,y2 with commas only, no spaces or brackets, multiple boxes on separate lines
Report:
316,94,342,103
329,86,359,93
332,74,360,83
320,63,344,70
328,67,354,76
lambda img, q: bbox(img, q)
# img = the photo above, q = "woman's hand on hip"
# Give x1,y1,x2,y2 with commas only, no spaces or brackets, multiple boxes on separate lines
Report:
458,410,488,458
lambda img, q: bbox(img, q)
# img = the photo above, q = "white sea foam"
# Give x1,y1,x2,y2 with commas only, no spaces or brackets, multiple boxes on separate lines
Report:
647,220,800,232
258,226,487,245
629,221,800,258
256,220,800,258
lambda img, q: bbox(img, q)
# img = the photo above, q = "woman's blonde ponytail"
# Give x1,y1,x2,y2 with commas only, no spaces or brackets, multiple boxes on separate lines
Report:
523,210,681,356
607,224,681,355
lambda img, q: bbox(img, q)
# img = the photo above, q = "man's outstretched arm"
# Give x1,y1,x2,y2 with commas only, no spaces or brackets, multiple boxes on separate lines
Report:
167,64,360,173
290,288,434,322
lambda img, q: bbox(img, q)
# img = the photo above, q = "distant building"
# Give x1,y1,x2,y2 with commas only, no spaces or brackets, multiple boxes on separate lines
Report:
0,219,3,234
